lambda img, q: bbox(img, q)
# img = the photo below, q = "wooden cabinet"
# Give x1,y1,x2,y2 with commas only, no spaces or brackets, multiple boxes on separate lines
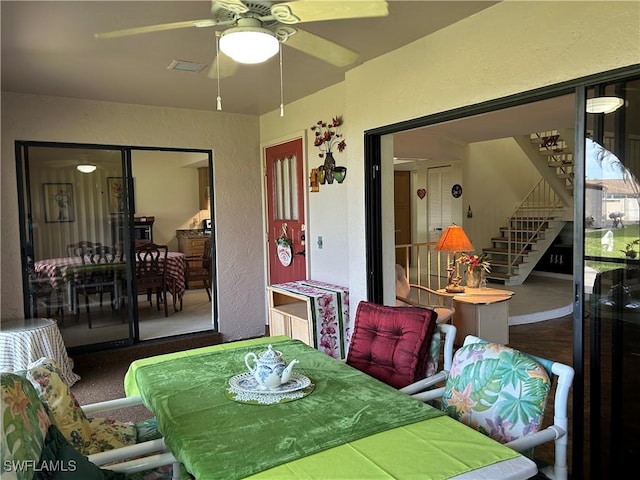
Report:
267,287,313,346
178,236,208,258
266,281,350,359
198,167,209,210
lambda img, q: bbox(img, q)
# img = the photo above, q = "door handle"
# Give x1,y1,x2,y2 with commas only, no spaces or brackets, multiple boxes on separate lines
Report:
295,250,306,257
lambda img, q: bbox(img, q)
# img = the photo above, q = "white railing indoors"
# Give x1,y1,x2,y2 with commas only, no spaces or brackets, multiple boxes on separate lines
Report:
504,178,563,277
394,241,450,292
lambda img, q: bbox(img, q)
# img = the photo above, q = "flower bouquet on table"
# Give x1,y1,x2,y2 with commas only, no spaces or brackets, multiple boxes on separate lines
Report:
457,253,491,273
457,253,491,288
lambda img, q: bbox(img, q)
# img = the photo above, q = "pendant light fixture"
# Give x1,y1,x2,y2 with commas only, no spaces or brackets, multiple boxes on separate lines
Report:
76,164,97,173
586,96,624,114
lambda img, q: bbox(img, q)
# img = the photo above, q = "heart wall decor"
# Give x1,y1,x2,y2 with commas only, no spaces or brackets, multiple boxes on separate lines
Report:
417,188,426,199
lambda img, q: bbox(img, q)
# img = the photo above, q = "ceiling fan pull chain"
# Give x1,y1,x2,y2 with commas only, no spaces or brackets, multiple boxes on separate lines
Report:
279,42,285,117
216,33,222,111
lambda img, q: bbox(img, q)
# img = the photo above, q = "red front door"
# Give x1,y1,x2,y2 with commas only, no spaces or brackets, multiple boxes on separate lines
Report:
265,138,306,285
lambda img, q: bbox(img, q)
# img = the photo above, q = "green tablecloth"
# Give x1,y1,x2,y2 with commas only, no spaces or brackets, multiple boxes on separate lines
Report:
130,337,444,479
125,336,525,479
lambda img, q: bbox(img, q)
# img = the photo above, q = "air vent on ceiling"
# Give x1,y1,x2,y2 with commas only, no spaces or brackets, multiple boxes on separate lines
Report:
166,59,207,73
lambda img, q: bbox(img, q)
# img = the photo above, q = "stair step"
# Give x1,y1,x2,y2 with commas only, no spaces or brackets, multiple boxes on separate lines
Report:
530,133,560,146
485,272,515,281
483,247,533,255
487,258,524,267
557,173,574,179
548,160,574,167
492,237,539,245
500,227,547,233
539,148,568,156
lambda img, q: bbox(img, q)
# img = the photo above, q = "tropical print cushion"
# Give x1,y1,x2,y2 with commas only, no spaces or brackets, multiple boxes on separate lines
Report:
26,358,136,455
135,417,161,443
442,342,551,444
1,373,52,480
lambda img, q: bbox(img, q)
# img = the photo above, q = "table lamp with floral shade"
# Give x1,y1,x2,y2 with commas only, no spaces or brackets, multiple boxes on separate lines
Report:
435,224,475,293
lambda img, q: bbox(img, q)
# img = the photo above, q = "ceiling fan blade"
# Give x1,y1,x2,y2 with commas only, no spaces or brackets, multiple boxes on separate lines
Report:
207,53,239,79
95,19,222,39
281,28,358,67
272,0,388,25
211,0,250,15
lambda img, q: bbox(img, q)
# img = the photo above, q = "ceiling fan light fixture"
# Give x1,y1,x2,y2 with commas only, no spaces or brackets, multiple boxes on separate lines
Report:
586,96,624,114
76,164,97,173
219,27,279,64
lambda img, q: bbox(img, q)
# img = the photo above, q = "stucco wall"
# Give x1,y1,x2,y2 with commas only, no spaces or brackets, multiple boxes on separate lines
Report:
0,94,265,341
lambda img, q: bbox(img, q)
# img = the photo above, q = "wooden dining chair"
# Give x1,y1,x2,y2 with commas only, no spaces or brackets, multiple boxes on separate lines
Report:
67,240,103,258
135,243,169,317
69,243,124,328
184,238,212,301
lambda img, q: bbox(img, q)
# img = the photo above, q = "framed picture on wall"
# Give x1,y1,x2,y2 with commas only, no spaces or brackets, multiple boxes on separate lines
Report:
43,183,75,223
107,177,128,214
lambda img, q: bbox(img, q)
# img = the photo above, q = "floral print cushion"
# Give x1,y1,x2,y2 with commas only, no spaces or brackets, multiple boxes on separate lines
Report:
84,417,137,455
1,373,52,480
442,342,551,444
26,357,136,456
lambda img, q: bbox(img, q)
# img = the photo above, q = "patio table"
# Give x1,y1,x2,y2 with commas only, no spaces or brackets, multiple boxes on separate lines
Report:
124,336,537,480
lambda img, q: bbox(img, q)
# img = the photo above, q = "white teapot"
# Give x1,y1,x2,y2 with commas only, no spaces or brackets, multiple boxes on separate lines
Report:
244,344,299,390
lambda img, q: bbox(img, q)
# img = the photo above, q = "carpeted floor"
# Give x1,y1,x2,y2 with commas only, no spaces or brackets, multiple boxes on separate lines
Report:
70,331,223,422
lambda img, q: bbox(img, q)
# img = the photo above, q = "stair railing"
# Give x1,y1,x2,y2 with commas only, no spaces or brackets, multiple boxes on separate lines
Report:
505,178,563,276
395,241,448,291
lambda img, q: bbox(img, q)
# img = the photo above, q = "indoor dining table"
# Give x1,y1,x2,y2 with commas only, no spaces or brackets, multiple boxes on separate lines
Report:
34,251,186,313
124,335,538,480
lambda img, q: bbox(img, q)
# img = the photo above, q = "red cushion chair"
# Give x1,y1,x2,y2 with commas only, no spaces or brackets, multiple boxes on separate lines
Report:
346,301,437,388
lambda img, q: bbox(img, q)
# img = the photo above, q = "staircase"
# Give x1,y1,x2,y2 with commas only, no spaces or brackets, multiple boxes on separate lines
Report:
514,129,575,206
484,131,574,286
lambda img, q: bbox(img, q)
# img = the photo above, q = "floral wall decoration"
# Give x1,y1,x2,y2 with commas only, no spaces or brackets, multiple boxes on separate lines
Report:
310,116,347,188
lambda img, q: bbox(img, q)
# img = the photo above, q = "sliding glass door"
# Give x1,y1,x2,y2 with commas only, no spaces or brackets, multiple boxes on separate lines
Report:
17,142,134,349
17,142,217,352
582,76,640,478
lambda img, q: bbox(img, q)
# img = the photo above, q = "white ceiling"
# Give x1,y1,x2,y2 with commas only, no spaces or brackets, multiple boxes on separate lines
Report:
393,94,576,163
0,1,498,116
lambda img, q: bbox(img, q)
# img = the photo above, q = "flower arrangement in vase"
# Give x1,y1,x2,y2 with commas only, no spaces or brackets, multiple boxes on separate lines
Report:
457,253,491,288
311,116,347,184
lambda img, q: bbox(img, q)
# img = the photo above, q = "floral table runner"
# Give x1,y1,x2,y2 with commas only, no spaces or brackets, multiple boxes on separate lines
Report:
272,280,349,359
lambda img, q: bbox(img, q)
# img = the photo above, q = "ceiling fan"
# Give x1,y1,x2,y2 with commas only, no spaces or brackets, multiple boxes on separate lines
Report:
95,0,389,79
